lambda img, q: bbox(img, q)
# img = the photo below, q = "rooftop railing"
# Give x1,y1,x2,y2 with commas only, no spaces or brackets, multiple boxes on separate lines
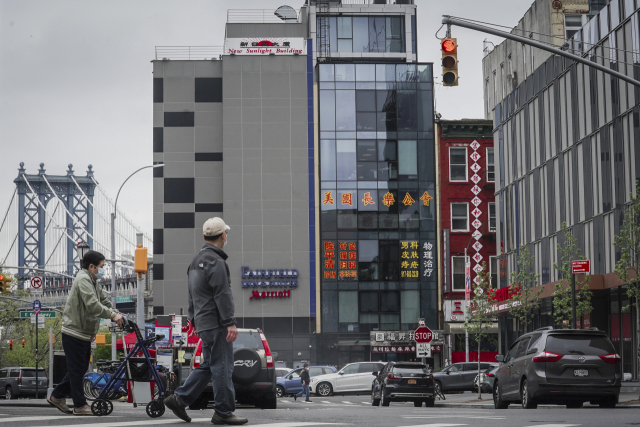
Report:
227,9,301,23
155,46,224,61
334,0,414,5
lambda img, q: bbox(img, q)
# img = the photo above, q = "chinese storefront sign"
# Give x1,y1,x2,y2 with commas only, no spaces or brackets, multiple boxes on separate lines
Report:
400,241,420,279
422,242,434,279
323,241,336,280
338,241,357,280
420,191,433,206
372,331,416,343
225,38,306,55
372,345,416,353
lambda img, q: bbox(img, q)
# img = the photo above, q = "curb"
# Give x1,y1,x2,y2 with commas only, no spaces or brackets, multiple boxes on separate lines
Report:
434,402,640,409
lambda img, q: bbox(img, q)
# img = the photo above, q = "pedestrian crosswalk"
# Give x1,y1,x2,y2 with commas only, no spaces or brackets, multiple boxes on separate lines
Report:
25,420,347,427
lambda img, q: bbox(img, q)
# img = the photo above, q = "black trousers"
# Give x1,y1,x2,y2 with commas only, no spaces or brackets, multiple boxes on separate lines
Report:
51,333,91,407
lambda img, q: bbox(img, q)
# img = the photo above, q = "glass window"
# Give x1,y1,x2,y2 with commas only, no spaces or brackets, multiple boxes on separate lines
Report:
451,202,469,231
359,363,380,373
506,341,519,362
515,337,531,359
490,256,499,289
358,240,379,262
358,212,378,229
486,147,495,182
380,313,400,330
288,369,302,379
378,161,398,181
360,312,378,330
341,364,360,375
356,64,376,81
452,256,467,291
309,367,323,377
545,334,616,355
377,90,395,112
356,91,376,112
528,333,543,351
381,290,400,311
386,16,404,52
319,90,336,131
336,140,356,180
337,210,357,229
401,290,420,326
337,16,352,38
335,64,355,82
319,64,334,82
369,17,386,53
398,141,418,177
488,202,496,232
321,140,336,181
449,147,468,181
339,291,358,323
356,113,376,131
378,140,397,161
335,91,356,130
338,39,352,53
352,17,369,53
9,370,19,378
0,370,6,378
357,140,376,161
359,291,379,312
357,161,378,180
396,90,417,131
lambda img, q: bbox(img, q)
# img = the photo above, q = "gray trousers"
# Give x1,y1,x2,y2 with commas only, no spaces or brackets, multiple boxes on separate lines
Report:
174,327,235,416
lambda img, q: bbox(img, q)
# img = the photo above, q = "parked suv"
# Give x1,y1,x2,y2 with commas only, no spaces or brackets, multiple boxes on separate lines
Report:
276,366,337,397
371,362,435,407
431,362,497,394
0,367,48,399
309,362,385,396
493,327,621,409
188,328,277,409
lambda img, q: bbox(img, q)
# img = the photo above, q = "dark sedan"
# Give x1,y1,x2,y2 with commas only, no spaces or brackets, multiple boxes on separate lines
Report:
371,362,435,407
432,362,497,394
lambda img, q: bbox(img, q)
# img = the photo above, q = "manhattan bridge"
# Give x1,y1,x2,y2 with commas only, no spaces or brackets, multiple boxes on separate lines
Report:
0,162,153,310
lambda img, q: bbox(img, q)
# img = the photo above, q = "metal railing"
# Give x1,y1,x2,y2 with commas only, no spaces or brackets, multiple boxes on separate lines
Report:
339,0,414,4
227,9,300,23
155,46,224,61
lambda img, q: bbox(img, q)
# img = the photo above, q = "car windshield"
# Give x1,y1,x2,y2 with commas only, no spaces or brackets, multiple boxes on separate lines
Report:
393,365,428,375
232,332,262,350
20,370,46,378
545,334,615,356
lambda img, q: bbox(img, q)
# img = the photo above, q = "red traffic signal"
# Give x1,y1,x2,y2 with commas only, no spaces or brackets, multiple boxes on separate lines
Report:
22,339,25,348
9,340,13,351
441,38,456,53
440,38,459,86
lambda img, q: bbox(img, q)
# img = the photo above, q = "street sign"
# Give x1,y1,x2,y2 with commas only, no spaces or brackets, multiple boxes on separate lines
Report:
414,326,433,344
33,300,41,315
116,296,132,303
20,311,56,318
572,260,590,274
31,316,45,324
416,342,431,358
91,337,97,349
30,277,42,289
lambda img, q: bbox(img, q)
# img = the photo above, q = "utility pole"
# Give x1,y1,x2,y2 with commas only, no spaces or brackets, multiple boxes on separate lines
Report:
571,272,577,329
35,311,39,399
111,212,117,361
48,326,54,399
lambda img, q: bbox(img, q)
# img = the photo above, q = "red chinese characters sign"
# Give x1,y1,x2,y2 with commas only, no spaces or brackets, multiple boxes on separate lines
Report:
372,345,416,353
323,241,336,280
338,241,357,280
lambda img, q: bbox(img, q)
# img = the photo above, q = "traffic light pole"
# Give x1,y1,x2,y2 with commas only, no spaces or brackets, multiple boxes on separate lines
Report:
48,326,53,399
35,312,39,399
441,16,640,89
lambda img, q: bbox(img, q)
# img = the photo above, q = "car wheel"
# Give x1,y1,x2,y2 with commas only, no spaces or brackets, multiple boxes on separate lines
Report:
259,393,277,409
493,381,508,409
316,382,332,397
434,380,443,395
371,388,380,406
566,402,583,409
275,386,284,398
599,397,616,408
5,386,12,400
425,398,435,408
380,388,390,407
413,401,422,407
521,379,537,409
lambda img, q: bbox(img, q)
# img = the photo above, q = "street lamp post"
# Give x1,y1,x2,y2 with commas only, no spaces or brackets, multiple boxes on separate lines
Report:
110,164,163,360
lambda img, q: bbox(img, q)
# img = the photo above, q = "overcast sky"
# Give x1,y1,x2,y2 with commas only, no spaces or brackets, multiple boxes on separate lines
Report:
0,0,533,238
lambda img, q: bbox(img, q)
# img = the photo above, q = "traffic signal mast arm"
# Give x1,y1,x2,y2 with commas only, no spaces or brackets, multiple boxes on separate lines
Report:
441,15,640,89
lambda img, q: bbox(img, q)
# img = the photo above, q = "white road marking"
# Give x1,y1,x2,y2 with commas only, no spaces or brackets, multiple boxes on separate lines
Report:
398,424,468,427
30,419,346,427
361,401,370,405
523,425,580,427
403,416,505,420
341,401,354,404
322,400,332,404
0,416,84,423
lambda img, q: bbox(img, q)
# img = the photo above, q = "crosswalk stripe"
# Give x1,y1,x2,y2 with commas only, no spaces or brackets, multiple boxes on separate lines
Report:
322,400,332,404
523,425,580,427
34,419,346,427
341,401,354,404
0,416,91,423
403,416,505,420
399,424,468,427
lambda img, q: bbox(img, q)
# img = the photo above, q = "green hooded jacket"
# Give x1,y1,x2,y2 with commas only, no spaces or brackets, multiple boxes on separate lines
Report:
61,269,119,341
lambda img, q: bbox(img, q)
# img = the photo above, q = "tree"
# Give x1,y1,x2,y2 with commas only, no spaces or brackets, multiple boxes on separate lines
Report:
613,182,640,399
552,222,592,327
509,244,543,333
464,261,496,400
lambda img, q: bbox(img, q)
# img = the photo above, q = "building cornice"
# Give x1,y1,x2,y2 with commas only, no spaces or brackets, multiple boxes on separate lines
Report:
440,119,494,140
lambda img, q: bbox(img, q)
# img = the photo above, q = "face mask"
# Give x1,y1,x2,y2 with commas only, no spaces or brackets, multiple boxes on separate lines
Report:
96,267,105,279
223,238,228,248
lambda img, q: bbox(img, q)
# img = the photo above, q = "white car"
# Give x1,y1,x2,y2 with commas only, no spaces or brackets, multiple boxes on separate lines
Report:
309,362,385,396
275,367,291,378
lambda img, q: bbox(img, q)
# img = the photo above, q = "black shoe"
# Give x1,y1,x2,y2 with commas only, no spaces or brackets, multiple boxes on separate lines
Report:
294,395,297,401
164,394,191,423
305,400,313,402
211,412,248,425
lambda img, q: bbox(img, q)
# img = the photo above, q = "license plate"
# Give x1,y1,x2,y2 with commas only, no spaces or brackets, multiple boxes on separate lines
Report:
407,379,416,384
574,369,588,377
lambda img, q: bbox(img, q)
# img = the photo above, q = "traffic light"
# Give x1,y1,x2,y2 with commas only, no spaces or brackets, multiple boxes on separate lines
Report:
441,37,459,86
9,340,13,351
21,340,25,348
134,244,148,275
0,274,12,294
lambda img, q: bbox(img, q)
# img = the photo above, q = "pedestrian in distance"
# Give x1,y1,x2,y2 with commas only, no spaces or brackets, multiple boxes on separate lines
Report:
47,250,125,416
294,364,312,402
164,218,248,425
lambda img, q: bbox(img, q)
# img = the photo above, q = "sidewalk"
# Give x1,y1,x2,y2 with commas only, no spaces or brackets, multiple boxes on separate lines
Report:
434,391,640,408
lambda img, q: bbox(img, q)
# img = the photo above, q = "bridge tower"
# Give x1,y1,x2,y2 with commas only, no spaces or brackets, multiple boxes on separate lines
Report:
14,162,95,287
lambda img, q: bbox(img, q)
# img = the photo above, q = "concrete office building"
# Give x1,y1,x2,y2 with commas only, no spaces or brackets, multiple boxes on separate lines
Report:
484,0,640,381
152,0,436,367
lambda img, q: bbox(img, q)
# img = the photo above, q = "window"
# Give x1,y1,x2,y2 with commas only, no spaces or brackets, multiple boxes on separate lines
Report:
500,63,505,100
449,147,468,181
322,367,334,374
489,256,499,288
9,370,19,378
341,364,360,375
451,202,469,231
488,202,496,232
452,256,468,291
565,14,586,40
359,363,379,373
529,34,534,73
0,370,6,378
515,337,531,359
309,367,323,377
486,147,495,182
492,71,497,104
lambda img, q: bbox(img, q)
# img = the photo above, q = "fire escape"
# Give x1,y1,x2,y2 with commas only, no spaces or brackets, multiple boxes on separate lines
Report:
317,0,331,62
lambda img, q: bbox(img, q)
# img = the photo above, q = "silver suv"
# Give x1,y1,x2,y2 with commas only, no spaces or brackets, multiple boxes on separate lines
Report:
493,327,621,409
0,367,48,399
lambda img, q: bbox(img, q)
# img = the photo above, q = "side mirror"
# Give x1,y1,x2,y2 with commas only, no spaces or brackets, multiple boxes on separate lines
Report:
526,349,537,355
495,355,504,363
338,371,344,375
445,370,450,375
372,371,378,376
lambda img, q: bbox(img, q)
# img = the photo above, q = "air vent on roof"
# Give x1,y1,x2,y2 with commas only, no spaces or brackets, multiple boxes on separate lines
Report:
274,5,298,22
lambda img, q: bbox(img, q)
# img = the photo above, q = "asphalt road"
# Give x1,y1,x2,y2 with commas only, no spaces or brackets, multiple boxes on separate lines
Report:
0,395,638,427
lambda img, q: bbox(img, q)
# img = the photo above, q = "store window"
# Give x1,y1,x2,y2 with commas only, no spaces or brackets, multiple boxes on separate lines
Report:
449,147,468,181
489,202,497,232
451,202,469,232
452,256,468,291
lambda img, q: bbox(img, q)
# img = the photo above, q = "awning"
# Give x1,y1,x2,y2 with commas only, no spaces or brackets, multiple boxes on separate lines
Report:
335,340,369,347
445,322,499,334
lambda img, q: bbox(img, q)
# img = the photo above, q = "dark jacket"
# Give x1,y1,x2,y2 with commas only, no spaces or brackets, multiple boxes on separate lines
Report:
300,369,310,385
187,243,236,332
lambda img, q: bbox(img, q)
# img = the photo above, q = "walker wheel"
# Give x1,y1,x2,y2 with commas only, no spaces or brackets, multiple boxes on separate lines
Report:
91,399,113,416
146,399,165,418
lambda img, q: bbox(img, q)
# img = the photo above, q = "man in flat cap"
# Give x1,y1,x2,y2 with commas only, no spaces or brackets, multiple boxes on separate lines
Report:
165,218,247,425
